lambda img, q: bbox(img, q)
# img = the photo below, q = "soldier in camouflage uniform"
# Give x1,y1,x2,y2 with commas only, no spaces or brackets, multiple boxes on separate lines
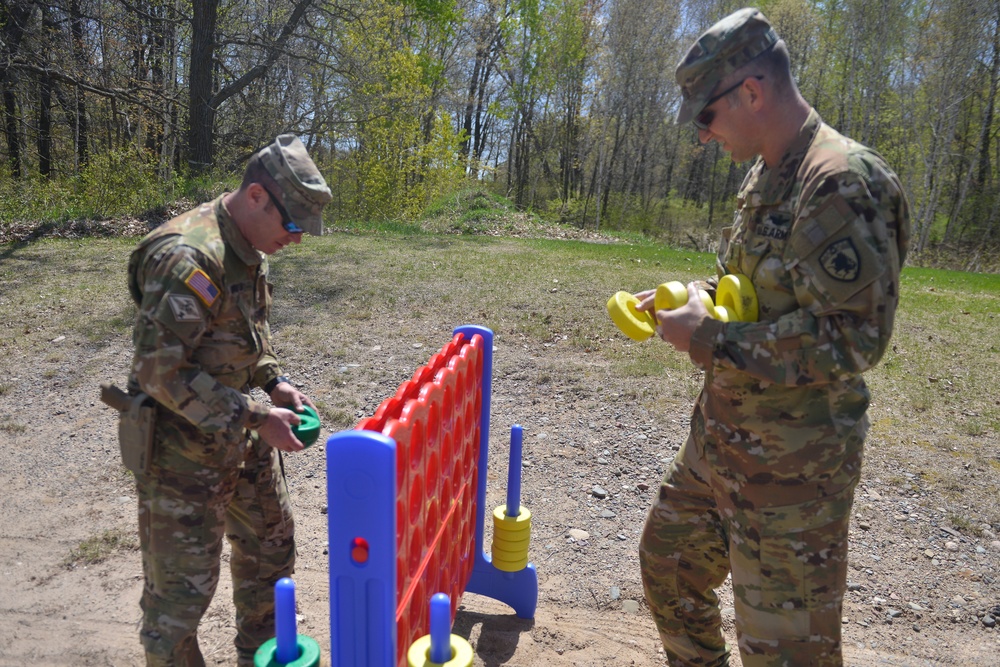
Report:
125,135,331,666
633,9,911,667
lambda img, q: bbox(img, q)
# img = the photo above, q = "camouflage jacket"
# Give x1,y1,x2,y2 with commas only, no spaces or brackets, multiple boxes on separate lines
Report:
689,110,910,474
127,195,282,440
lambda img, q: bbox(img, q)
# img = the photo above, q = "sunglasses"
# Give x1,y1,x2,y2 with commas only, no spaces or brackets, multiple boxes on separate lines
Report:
693,75,764,131
262,186,304,234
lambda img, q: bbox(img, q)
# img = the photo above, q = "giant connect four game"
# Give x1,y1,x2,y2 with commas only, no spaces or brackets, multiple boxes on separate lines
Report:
325,325,538,667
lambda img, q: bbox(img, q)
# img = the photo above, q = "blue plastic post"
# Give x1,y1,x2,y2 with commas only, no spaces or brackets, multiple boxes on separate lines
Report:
457,326,538,620
429,593,451,663
275,577,299,664
326,429,396,666
505,425,522,518
454,324,493,560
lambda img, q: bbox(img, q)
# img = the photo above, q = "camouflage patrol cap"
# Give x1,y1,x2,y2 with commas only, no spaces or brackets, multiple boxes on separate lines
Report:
258,134,332,235
675,8,778,125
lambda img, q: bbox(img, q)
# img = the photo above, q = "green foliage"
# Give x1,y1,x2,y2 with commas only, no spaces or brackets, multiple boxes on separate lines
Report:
0,151,237,226
399,0,458,27
328,3,465,221
75,149,167,217
541,189,732,246
329,217,427,235
421,187,519,234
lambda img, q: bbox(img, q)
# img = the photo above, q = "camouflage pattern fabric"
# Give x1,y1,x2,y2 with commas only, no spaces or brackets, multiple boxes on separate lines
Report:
127,196,295,664
675,8,778,125
138,437,294,666
258,134,332,236
127,195,282,447
640,109,911,667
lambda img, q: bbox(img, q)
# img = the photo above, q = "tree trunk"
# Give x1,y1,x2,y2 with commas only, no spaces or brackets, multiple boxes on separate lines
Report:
37,73,52,176
1,1,33,177
4,88,21,177
69,0,88,167
188,0,315,172
187,0,219,172
461,49,483,163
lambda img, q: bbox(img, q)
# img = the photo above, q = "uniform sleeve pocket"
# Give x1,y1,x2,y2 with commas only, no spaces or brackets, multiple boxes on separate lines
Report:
791,196,883,309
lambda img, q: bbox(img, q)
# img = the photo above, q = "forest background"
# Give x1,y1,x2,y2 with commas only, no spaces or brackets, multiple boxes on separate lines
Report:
1,0,999,272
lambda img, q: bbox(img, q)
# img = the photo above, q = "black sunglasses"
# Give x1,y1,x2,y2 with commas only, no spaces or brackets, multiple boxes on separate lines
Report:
693,75,764,131
262,186,304,234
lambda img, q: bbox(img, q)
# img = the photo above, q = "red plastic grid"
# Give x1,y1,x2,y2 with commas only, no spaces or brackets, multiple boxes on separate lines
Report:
356,332,484,667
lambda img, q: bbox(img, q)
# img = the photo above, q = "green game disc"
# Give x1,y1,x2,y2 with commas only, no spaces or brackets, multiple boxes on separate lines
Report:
291,406,321,448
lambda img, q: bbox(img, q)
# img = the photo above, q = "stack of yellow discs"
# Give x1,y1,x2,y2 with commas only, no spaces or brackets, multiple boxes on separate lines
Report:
491,505,531,572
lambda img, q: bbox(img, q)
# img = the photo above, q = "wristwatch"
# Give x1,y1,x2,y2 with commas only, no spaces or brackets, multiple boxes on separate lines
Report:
264,375,290,394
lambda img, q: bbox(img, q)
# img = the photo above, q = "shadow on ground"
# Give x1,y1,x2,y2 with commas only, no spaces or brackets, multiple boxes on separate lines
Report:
453,608,535,667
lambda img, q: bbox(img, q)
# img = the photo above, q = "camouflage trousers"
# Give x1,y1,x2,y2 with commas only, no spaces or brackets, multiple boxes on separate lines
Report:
136,433,295,667
639,403,863,667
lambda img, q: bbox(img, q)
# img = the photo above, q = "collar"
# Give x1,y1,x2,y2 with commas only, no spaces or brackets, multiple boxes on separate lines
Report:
748,108,822,206
215,195,264,267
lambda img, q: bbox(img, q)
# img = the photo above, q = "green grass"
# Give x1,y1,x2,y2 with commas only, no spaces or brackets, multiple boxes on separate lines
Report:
65,528,139,566
874,269,1000,439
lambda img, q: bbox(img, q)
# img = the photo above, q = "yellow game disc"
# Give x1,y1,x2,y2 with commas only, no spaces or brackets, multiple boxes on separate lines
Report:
491,540,530,561
697,289,716,313
493,505,532,526
712,305,731,322
716,274,758,322
407,634,474,667
606,291,656,341
653,281,688,311
490,555,530,572
492,505,532,539
493,527,532,543
492,530,531,547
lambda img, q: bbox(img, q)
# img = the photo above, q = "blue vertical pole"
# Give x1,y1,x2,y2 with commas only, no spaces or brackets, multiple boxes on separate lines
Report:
505,425,522,517
275,577,299,664
453,325,493,557
428,593,451,663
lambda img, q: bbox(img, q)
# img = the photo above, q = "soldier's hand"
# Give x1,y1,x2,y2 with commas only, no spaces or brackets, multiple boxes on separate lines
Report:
633,288,656,307
653,282,710,353
269,382,316,412
258,407,305,452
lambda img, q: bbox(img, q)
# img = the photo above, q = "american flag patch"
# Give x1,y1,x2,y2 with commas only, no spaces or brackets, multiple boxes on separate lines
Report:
184,268,220,307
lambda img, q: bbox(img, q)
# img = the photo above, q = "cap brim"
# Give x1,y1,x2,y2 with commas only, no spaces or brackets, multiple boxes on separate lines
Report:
676,94,710,126
298,214,323,236
287,202,323,235
675,102,695,125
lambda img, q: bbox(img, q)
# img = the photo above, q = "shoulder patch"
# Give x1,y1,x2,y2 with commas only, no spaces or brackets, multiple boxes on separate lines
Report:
820,238,860,281
184,268,220,307
167,294,204,321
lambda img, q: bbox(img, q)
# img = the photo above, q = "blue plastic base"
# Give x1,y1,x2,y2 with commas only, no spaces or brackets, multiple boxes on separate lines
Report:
465,557,538,619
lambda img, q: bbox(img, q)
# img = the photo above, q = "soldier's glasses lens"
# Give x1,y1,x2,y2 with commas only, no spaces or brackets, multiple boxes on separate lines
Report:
694,109,715,131
692,76,764,131
263,186,304,234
